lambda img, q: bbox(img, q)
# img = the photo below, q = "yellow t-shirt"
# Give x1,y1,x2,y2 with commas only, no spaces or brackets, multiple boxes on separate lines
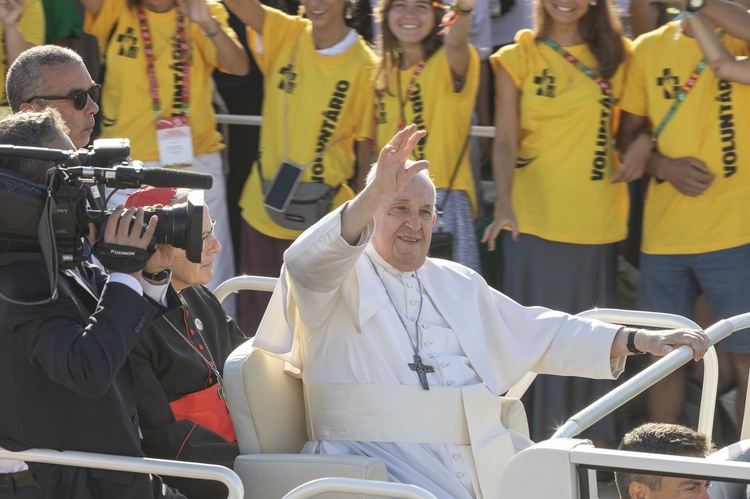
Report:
84,0,236,161
0,0,45,112
619,22,750,254
375,46,479,216
239,6,376,240
491,30,630,244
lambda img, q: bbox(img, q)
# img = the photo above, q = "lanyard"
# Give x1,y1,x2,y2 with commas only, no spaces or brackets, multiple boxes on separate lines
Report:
651,58,706,141
371,54,429,157
540,37,613,101
137,8,191,115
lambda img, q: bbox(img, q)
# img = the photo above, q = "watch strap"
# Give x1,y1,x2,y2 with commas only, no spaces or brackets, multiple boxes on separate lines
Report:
142,267,172,282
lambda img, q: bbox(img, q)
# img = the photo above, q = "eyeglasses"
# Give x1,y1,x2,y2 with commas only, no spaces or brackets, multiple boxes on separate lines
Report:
201,220,216,249
24,83,102,111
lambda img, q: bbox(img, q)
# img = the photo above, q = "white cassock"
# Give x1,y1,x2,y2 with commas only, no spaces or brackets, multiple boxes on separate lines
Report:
254,205,626,499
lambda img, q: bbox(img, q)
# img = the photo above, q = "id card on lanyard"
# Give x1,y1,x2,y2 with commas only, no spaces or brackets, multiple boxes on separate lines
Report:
138,8,194,168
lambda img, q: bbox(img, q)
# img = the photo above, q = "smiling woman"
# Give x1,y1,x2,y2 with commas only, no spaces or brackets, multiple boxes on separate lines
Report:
220,0,377,337
373,0,481,273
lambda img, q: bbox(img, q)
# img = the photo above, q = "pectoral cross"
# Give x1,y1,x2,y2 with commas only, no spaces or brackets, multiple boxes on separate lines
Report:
408,353,434,390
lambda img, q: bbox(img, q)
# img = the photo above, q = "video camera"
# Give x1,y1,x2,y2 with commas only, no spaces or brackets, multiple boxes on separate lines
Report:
0,138,213,271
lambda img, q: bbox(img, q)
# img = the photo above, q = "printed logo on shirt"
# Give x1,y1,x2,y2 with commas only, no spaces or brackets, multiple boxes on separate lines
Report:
590,96,613,181
533,69,556,98
656,68,681,100
717,79,737,178
409,83,427,160
117,27,139,59
278,64,297,93
312,80,350,182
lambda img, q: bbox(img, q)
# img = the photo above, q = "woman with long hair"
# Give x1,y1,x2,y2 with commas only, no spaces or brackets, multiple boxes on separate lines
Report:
223,0,377,336
373,0,481,271
483,0,637,443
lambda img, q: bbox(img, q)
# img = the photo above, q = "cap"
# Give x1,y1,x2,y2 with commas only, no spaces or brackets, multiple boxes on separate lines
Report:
124,186,177,208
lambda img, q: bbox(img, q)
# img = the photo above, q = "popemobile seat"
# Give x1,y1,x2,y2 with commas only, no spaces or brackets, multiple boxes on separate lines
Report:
708,439,750,499
222,337,530,499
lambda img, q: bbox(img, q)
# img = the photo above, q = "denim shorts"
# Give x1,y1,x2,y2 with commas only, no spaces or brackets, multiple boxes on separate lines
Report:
637,243,750,353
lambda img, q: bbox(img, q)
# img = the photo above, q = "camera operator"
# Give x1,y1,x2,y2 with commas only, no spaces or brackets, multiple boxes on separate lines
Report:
0,109,186,498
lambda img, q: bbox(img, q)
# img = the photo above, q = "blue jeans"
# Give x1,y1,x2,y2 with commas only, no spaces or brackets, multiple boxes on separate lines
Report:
637,243,750,352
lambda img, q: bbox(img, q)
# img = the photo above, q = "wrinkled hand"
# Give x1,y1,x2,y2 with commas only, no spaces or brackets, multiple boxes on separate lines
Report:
370,124,429,198
177,0,212,25
612,133,651,183
637,328,710,361
480,203,518,251
658,156,714,196
0,0,24,26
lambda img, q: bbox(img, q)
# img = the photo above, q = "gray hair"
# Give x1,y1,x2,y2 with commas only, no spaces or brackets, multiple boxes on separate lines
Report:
0,109,70,183
6,45,85,112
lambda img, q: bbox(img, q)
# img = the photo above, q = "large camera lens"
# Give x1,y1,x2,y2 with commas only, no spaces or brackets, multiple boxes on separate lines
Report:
143,190,204,263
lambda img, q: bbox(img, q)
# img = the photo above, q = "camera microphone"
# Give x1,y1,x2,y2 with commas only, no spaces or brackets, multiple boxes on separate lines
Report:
64,164,213,190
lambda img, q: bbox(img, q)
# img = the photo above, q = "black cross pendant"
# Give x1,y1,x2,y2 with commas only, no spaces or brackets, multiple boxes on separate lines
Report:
408,353,434,390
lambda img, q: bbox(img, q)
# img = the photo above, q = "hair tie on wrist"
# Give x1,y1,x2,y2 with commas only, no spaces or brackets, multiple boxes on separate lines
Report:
449,2,473,13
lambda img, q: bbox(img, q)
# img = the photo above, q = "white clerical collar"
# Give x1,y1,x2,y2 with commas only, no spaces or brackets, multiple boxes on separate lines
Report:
364,245,418,279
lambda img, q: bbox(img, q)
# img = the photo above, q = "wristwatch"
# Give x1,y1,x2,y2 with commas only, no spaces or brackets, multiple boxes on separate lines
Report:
686,0,705,13
142,267,172,282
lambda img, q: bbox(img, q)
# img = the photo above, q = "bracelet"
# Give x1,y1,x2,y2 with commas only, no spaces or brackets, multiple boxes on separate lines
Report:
142,267,172,282
626,328,647,355
203,18,222,39
449,2,473,14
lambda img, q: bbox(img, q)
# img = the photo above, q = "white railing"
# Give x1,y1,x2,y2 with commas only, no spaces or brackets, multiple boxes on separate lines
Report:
0,447,244,499
283,477,438,499
553,310,750,442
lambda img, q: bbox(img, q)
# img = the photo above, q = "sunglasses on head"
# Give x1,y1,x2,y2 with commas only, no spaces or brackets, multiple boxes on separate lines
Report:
24,83,101,111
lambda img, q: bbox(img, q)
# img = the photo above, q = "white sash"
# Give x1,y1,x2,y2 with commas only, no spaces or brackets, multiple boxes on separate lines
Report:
304,383,516,499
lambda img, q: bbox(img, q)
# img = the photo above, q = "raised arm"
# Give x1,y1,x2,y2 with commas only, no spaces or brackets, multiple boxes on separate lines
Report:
79,0,103,16
181,0,250,75
341,125,429,245
688,9,750,83
0,0,42,66
222,0,266,35
481,62,519,250
444,0,477,83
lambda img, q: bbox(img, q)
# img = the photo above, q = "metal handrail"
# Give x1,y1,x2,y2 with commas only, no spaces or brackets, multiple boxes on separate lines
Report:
553,310,750,440
0,447,244,499
215,114,496,138
283,477,438,499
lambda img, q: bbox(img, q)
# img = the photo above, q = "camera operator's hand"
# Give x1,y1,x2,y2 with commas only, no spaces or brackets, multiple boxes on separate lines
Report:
100,206,158,278
142,244,175,282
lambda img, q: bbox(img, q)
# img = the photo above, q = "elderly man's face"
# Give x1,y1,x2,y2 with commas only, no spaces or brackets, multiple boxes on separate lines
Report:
371,176,436,272
630,476,711,499
23,62,99,149
169,207,221,292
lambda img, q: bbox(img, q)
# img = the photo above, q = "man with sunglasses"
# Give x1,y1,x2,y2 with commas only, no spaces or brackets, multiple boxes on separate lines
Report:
123,186,248,498
6,44,100,149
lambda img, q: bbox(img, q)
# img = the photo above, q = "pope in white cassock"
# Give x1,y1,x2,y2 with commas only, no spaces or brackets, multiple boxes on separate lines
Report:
254,125,710,499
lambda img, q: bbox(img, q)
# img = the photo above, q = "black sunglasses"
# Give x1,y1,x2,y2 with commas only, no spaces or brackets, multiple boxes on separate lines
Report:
24,83,101,111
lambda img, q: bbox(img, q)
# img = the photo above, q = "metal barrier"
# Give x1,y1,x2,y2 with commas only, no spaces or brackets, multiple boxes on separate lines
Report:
215,114,496,138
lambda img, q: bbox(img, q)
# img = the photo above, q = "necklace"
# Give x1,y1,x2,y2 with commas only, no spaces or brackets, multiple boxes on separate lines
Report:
163,307,227,404
368,256,434,390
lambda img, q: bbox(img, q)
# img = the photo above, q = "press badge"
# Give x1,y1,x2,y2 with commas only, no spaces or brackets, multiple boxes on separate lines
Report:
156,116,194,168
